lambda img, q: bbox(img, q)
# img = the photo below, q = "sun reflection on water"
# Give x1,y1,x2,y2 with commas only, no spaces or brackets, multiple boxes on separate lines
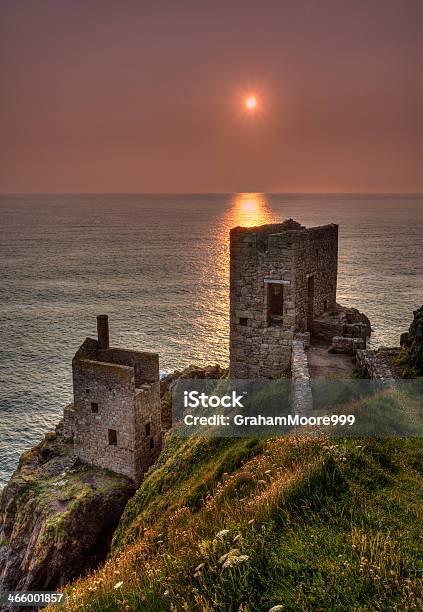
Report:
226,193,276,229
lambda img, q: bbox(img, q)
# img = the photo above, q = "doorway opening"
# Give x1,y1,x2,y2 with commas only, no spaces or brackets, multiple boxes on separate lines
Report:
267,283,284,326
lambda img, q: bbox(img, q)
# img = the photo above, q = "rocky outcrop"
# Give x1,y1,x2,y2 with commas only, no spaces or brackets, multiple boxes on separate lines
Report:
0,424,134,592
400,305,423,375
313,303,371,345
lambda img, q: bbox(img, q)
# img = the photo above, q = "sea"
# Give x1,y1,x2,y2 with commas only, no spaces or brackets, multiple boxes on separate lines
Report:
0,193,422,486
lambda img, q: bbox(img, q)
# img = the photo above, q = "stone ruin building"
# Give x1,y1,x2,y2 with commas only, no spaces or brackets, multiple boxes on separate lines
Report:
64,315,162,484
229,219,370,380
62,219,376,472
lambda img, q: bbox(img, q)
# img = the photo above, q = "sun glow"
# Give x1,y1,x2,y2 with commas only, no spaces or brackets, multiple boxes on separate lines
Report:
226,193,275,228
245,96,257,110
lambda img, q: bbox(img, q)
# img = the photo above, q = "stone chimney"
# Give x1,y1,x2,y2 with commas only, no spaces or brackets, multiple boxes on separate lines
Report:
97,315,109,350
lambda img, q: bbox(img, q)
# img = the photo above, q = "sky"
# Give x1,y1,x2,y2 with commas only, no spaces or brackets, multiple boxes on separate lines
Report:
1,0,422,193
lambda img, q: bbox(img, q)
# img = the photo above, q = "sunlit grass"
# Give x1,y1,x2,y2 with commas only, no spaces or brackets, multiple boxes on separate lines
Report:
51,427,423,611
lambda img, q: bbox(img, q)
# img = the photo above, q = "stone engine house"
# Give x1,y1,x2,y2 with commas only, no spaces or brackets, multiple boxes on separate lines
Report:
230,219,338,378
64,315,162,484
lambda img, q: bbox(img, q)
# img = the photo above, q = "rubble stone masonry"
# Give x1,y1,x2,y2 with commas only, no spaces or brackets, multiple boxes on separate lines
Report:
291,339,313,414
66,317,162,485
230,220,338,378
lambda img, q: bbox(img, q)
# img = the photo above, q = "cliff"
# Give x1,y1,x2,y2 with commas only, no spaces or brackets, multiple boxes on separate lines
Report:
399,305,423,376
63,432,423,611
0,422,134,592
2,358,422,609
57,358,423,610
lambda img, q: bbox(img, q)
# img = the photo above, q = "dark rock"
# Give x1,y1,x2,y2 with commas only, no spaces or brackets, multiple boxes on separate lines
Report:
400,306,423,374
313,303,371,344
0,431,134,592
400,332,409,347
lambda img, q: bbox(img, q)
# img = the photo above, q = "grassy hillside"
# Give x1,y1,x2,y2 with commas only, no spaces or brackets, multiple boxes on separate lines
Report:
61,415,423,611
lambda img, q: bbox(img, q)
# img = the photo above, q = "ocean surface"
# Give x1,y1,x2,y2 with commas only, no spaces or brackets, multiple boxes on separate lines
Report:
0,193,422,486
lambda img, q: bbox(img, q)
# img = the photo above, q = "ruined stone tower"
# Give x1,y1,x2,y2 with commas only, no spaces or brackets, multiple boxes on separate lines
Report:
230,219,338,378
64,316,162,484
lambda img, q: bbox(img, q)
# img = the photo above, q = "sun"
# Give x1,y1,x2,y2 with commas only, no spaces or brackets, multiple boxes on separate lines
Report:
245,96,257,110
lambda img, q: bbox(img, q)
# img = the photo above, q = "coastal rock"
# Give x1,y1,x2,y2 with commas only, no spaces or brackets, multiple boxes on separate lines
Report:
400,305,423,375
0,424,134,592
313,303,371,344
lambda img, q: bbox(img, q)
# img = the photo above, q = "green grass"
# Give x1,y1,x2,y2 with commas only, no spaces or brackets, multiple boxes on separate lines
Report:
61,433,423,611
112,436,266,549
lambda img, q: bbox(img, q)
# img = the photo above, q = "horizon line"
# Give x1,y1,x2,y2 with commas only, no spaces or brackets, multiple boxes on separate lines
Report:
1,191,423,197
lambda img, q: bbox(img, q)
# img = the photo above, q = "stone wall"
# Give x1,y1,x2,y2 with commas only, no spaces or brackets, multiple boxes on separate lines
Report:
134,381,162,482
356,349,395,386
73,358,138,481
329,336,365,355
98,348,159,385
230,221,297,378
63,404,75,438
229,220,338,379
293,331,310,349
291,340,313,414
312,316,344,341
71,336,162,485
293,225,338,333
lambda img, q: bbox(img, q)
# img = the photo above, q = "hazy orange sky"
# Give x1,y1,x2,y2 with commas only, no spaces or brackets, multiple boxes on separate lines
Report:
1,0,422,193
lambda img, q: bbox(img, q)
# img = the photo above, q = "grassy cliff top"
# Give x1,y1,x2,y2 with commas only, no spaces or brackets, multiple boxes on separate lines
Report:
61,395,423,611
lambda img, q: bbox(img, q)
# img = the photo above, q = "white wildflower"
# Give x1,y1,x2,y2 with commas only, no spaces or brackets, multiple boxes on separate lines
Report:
219,549,240,564
222,554,250,569
216,529,230,539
